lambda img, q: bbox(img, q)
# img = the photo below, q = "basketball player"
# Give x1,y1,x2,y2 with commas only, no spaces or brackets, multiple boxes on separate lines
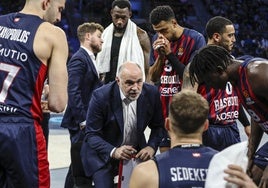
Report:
0,0,68,187
189,45,268,186
182,16,250,151
96,0,151,83
129,90,218,188
149,5,206,150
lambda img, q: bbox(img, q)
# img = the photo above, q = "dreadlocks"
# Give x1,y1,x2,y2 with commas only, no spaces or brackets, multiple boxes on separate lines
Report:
189,45,233,86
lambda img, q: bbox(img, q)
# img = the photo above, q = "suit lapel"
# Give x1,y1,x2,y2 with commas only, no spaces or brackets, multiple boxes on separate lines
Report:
81,48,99,78
137,90,149,131
111,84,124,133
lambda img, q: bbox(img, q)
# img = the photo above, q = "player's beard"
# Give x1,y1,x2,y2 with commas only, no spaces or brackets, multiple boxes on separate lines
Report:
114,23,127,34
219,40,234,53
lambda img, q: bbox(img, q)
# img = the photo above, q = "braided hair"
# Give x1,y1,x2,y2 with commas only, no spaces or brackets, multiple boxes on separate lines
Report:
189,45,233,86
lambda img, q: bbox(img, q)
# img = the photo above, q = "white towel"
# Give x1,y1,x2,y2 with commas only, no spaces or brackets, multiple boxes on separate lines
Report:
205,141,248,188
96,20,145,80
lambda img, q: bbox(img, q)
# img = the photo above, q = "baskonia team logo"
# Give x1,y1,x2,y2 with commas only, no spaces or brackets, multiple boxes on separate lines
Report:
243,90,254,105
177,47,184,56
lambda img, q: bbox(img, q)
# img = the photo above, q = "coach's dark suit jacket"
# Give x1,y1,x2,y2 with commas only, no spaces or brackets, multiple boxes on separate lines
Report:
81,81,164,176
61,47,102,133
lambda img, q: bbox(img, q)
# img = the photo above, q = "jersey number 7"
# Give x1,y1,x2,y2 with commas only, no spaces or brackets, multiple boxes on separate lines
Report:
0,62,20,103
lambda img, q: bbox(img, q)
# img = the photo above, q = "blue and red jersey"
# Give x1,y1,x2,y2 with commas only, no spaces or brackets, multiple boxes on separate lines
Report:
198,82,240,125
236,58,268,133
154,145,217,188
0,13,46,122
152,28,206,119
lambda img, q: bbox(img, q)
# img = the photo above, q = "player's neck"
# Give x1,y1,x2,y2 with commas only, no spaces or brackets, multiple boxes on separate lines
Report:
20,4,43,19
174,25,184,40
226,62,240,83
113,27,126,37
171,138,202,148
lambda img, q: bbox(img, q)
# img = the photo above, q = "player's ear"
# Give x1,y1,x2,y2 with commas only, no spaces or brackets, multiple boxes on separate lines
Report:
171,19,177,28
129,10,132,18
115,76,120,85
85,33,91,41
213,33,221,43
165,117,170,131
203,119,209,132
42,0,50,10
217,65,225,74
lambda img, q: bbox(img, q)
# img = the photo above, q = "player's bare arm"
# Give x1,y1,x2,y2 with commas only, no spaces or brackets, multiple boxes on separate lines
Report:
129,160,158,188
149,56,165,83
247,120,264,177
137,27,151,81
247,59,268,188
34,22,68,112
247,60,268,103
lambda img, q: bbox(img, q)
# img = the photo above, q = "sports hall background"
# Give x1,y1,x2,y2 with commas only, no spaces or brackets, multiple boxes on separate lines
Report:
1,0,267,60
0,0,268,187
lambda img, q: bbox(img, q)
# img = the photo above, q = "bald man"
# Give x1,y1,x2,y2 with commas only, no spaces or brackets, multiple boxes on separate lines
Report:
81,62,165,187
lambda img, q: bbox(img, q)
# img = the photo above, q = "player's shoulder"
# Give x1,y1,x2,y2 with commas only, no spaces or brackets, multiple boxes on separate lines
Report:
134,159,157,173
136,26,150,40
136,26,147,35
38,22,66,40
130,160,158,188
184,28,204,38
143,83,158,92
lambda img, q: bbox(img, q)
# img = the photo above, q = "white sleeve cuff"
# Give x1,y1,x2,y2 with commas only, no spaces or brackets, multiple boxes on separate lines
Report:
110,147,116,157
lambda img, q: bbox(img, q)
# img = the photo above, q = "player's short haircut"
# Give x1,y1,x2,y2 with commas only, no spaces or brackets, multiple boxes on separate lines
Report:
112,0,131,10
206,16,233,39
149,5,175,25
169,90,209,134
189,45,233,85
77,22,104,42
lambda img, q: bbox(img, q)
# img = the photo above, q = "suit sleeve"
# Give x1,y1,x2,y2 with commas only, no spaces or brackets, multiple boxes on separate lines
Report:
67,58,87,125
84,90,115,163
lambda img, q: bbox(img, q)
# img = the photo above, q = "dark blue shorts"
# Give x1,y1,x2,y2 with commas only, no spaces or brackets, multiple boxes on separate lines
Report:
0,118,49,187
254,142,268,170
203,123,241,151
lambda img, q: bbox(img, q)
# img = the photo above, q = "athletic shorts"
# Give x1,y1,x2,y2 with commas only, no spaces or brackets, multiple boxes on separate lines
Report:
254,142,268,170
203,123,241,151
0,116,49,188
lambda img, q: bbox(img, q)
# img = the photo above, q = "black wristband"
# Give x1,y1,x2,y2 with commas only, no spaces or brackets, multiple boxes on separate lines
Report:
166,53,185,78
